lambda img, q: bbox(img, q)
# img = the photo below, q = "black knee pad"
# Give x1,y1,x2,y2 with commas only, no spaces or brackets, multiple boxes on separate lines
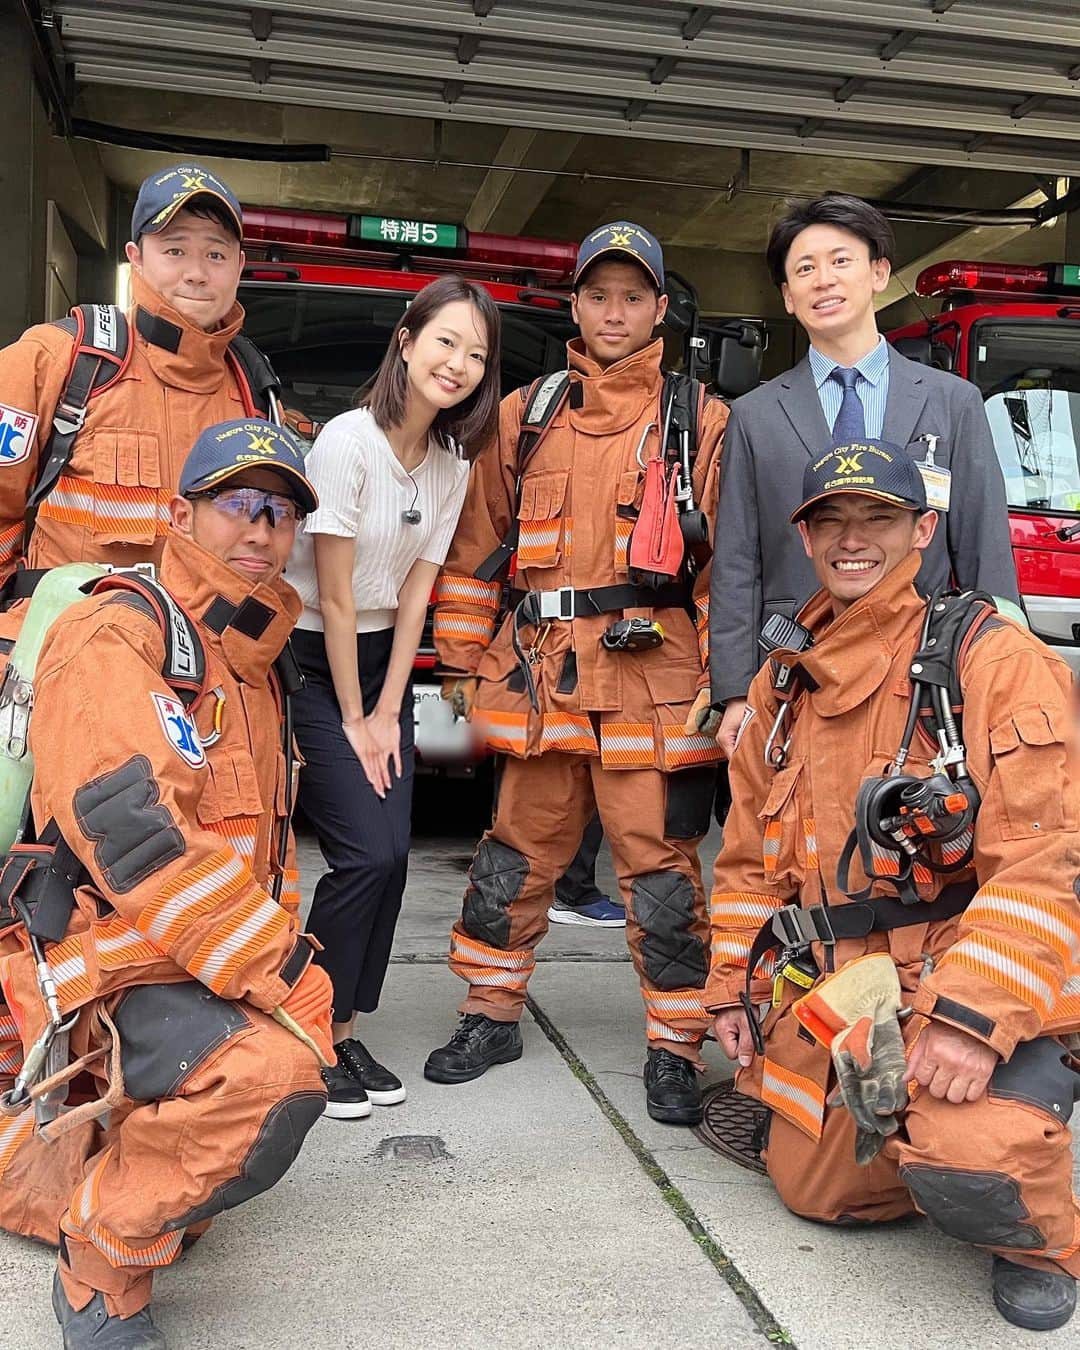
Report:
114,982,251,1100
899,1165,1046,1250
165,1091,326,1231
989,1036,1080,1123
461,838,530,949
630,871,707,989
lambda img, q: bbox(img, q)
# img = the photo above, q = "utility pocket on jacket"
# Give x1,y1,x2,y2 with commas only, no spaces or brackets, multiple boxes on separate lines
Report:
516,470,567,570
988,705,1075,840
89,429,162,545
757,759,803,883
614,470,643,573
197,747,265,839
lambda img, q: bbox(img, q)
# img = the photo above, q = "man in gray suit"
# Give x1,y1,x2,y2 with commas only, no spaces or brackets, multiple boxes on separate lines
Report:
707,194,1019,755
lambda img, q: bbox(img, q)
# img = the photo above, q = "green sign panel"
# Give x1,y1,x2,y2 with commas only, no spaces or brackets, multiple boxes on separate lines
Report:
357,215,460,249
1061,264,1080,288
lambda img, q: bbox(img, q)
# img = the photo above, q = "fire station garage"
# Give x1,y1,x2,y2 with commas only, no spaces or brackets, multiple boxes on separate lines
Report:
3,6,1080,1350
6,1,1079,360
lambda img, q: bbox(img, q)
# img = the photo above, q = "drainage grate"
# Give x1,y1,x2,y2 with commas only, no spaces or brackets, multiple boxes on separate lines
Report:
693,1081,769,1175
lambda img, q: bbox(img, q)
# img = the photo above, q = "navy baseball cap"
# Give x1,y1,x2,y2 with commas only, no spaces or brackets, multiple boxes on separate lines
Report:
573,221,664,291
131,163,243,242
181,420,318,515
791,440,929,523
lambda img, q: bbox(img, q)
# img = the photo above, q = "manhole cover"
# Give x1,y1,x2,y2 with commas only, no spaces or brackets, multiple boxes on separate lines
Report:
693,1081,769,1174
375,1134,450,1162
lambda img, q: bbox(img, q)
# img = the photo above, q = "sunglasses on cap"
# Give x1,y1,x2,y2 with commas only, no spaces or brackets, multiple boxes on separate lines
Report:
189,486,305,529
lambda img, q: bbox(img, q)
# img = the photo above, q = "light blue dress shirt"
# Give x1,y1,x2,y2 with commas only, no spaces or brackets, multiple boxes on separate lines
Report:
808,334,891,440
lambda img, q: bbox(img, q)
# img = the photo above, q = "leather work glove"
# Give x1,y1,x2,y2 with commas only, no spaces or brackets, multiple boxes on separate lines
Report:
793,953,907,1165
272,961,334,1068
442,676,477,720
684,689,723,739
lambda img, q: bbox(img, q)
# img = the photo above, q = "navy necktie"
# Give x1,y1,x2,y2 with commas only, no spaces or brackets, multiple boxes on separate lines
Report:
829,365,866,441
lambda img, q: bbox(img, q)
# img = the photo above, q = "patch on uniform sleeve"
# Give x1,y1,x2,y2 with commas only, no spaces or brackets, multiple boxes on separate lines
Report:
74,754,186,894
0,404,39,465
151,692,206,769
734,704,756,751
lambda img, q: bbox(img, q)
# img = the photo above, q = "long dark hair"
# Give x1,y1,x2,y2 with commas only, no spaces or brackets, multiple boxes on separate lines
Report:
361,275,501,460
766,193,896,289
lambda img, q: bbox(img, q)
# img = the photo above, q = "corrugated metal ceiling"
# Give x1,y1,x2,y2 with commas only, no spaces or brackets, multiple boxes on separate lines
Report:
50,0,1080,174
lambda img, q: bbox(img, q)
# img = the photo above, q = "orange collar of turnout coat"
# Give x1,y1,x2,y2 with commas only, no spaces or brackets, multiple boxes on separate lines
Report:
565,336,665,436
776,551,927,719
159,530,302,688
128,268,246,396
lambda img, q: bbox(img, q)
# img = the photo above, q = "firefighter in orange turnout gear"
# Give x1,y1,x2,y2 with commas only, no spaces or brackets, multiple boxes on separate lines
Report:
425,223,728,1124
0,162,272,595
0,421,331,1348
707,441,1080,1332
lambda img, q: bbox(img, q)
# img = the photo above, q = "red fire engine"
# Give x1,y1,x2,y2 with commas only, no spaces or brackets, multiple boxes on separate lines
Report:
889,260,1080,668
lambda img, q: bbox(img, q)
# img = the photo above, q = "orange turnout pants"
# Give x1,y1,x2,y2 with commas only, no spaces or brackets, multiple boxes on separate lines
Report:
449,751,714,1060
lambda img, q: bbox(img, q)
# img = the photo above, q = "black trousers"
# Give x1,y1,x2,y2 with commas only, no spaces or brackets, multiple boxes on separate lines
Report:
291,627,414,1023
554,810,606,905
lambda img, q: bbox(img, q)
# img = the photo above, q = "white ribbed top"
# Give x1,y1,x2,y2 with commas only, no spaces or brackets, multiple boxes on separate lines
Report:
287,407,469,633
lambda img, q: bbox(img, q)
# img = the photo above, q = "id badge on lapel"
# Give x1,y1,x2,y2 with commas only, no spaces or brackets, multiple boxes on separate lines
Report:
913,433,951,511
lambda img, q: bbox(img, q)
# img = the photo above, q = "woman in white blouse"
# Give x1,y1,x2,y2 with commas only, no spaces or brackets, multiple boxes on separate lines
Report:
287,275,502,1118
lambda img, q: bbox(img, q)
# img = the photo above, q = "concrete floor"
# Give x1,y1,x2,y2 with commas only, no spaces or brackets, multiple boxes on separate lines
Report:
2,808,1077,1348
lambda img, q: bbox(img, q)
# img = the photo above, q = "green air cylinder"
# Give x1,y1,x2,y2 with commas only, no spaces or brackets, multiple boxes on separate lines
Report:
993,595,1030,631
0,564,106,852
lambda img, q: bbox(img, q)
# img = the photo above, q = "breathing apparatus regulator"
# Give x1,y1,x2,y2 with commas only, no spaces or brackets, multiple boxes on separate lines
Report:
761,592,994,906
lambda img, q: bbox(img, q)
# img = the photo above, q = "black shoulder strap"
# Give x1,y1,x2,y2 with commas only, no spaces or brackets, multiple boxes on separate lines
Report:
474,371,572,584
225,333,282,422
92,573,208,711
28,304,131,511
912,590,999,748
662,372,707,461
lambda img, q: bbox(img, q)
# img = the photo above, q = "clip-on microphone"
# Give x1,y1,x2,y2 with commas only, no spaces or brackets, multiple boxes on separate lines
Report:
401,469,421,526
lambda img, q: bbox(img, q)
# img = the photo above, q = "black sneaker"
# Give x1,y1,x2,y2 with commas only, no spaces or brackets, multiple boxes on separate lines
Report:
644,1047,704,1126
320,1063,372,1120
423,1013,523,1084
335,1038,406,1106
992,1256,1076,1331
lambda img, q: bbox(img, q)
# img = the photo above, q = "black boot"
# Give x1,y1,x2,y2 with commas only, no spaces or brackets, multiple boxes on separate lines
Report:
644,1047,703,1125
424,1013,523,1084
53,1271,166,1348
992,1256,1076,1331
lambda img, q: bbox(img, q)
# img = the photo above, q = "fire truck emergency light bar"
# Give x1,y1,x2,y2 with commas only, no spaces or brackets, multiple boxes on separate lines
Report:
242,207,579,281
916,260,1080,299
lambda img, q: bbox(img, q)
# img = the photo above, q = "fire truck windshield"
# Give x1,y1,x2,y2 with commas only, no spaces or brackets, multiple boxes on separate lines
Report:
972,319,1080,514
239,282,575,436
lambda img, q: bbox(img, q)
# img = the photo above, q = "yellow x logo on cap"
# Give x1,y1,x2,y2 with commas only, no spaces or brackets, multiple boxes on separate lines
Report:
833,451,863,475
246,434,276,455
608,229,632,248
181,173,208,192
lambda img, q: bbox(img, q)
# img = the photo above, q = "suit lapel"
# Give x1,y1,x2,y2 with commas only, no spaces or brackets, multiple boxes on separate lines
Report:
882,347,928,448
778,357,833,456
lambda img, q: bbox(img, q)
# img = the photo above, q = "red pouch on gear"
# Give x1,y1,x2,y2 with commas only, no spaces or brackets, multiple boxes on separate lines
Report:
628,454,685,585
276,961,334,1067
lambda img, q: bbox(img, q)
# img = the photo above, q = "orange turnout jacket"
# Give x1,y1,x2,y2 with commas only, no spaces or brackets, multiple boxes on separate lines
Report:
0,271,258,582
0,530,308,1051
434,337,728,772
706,551,1080,1066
